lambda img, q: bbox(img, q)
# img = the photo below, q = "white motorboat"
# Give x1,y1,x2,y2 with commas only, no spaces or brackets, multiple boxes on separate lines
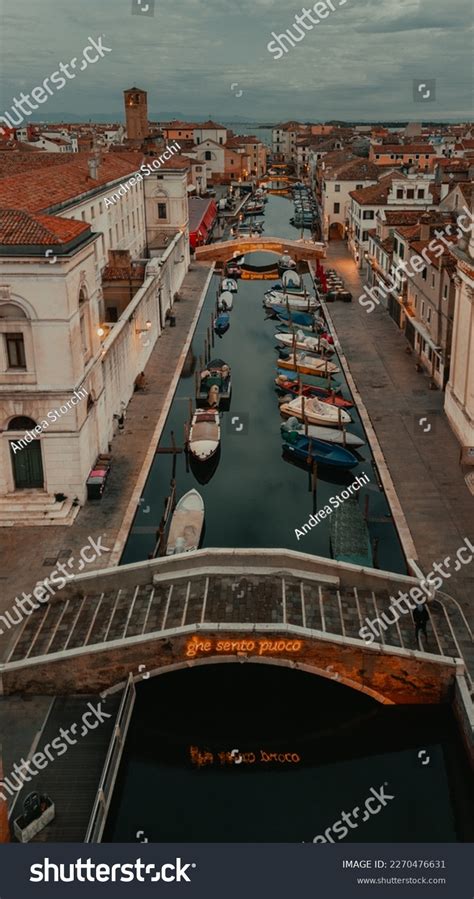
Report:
281,417,364,447
188,408,220,461
166,489,205,555
282,270,303,292
278,254,297,272
280,396,351,427
218,290,233,311
264,291,320,311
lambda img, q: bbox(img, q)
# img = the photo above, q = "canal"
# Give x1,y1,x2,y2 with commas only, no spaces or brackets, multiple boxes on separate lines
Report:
104,665,474,842
121,192,406,574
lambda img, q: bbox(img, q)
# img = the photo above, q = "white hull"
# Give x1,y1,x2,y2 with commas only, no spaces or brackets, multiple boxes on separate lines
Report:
264,291,319,310
278,353,339,375
188,409,220,461
276,331,331,353
218,290,233,311
166,489,205,555
280,396,351,427
282,419,364,447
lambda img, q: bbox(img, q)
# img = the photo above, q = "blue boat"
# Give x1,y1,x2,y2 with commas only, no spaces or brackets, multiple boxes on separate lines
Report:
270,306,314,327
282,433,358,470
214,312,230,335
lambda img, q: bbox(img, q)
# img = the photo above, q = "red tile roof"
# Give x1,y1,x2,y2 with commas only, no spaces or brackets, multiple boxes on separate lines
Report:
0,208,90,245
372,144,435,154
350,172,405,205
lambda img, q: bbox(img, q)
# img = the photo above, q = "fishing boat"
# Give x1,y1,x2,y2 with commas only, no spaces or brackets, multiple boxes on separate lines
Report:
218,290,233,311
214,312,230,334
275,330,334,354
282,432,358,470
188,408,220,461
237,219,264,233
165,489,205,556
198,359,231,405
274,375,353,407
281,417,364,447
280,395,351,426
330,497,373,567
264,292,320,311
277,353,340,378
221,277,238,293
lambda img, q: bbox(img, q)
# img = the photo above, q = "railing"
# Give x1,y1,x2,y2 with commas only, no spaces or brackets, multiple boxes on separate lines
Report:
85,674,136,843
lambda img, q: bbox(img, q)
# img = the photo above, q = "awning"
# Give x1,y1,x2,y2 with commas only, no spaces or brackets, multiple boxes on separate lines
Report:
407,315,441,352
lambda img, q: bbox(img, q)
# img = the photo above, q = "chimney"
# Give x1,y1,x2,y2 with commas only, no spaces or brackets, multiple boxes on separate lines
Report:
0,745,11,843
88,157,99,180
419,213,431,242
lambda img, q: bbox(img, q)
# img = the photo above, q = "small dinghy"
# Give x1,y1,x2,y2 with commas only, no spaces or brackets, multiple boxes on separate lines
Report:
277,254,297,274
281,417,364,447
214,312,230,334
282,432,358,470
166,489,205,556
274,375,352,407
280,395,351,427
218,290,233,311
277,352,339,377
275,330,334,354
188,408,220,461
221,278,238,293
264,292,320,311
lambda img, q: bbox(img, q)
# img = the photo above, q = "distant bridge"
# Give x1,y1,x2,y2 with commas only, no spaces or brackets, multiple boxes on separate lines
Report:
1,550,467,705
194,237,326,264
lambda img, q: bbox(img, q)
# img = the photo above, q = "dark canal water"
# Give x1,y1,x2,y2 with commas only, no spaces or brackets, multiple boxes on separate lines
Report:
104,666,474,842
121,193,406,573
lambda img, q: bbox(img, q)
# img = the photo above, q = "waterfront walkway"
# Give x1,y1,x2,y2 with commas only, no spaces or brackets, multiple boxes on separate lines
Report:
0,262,213,661
323,240,474,672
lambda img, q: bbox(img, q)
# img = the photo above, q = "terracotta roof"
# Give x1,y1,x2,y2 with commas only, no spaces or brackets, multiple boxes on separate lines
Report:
195,120,227,130
161,120,201,129
0,208,90,245
409,237,458,269
349,172,405,205
326,158,380,181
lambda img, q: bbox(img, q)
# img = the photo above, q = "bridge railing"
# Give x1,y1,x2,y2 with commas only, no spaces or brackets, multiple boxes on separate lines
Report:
85,674,136,843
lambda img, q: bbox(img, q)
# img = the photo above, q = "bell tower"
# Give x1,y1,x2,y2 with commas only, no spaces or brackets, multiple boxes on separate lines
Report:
124,87,149,143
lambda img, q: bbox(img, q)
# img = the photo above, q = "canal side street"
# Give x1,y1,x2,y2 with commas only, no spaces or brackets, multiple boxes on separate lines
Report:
324,240,474,654
0,262,213,661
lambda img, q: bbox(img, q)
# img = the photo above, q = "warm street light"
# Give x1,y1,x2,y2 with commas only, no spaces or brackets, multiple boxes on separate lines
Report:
136,320,152,333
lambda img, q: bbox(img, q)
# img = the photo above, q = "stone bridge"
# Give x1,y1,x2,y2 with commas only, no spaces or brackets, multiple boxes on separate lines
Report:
0,550,467,706
194,237,326,264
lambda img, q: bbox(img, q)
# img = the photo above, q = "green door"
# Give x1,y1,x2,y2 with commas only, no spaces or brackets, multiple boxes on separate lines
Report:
10,440,44,489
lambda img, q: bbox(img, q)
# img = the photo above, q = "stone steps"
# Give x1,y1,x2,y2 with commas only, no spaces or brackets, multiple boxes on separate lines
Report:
0,493,80,526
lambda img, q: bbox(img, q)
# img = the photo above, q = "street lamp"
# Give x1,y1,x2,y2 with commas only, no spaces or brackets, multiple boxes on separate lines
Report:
136,320,152,334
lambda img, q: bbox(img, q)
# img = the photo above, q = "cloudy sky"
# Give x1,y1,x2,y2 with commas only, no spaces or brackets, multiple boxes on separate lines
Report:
0,0,473,123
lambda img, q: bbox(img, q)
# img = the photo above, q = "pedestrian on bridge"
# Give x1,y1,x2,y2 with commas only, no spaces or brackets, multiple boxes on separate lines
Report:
413,603,429,648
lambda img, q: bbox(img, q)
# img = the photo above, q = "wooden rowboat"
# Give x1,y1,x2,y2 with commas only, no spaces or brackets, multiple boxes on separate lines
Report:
188,409,220,461
280,395,351,427
277,353,339,377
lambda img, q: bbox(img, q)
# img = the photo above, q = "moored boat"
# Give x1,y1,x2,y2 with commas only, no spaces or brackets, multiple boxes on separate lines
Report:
277,353,339,377
214,311,230,334
282,432,358,469
280,395,351,426
264,292,320,311
277,254,297,275
166,489,205,556
281,270,304,292
218,290,233,311
275,330,334,354
281,417,364,447
188,408,220,461
221,277,238,293
199,359,231,405
274,375,352,407
272,308,318,329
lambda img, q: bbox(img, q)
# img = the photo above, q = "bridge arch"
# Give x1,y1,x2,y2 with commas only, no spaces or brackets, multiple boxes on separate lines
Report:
194,236,326,264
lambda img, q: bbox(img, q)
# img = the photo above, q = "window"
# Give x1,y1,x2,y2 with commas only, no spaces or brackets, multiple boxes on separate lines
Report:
219,137,223,144
431,273,435,287
157,203,167,219
443,284,448,299
407,189,414,199
205,151,212,160
99,201,103,214
335,183,340,192
91,206,95,219
422,267,427,280
108,228,112,246
427,307,432,323
355,184,363,189
363,210,374,219
115,224,119,241
362,230,369,241
396,189,403,199
421,301,425,317
81,211,86,221
334,202,340,213
399,243,404,259
5,333,26,369
417,189,424,199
